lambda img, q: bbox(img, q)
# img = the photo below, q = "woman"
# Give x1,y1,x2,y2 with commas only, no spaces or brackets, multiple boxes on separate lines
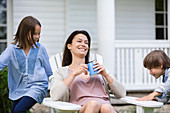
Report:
50,30,126,113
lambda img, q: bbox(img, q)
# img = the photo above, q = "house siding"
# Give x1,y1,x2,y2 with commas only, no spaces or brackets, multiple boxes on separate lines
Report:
13,0,65,56
13,0,157,56
115,0,155,40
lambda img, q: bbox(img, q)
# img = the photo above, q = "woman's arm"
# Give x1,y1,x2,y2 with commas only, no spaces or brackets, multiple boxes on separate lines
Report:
50,68,69,101
50,64,88,101
94,62,126,98
107,75,126,98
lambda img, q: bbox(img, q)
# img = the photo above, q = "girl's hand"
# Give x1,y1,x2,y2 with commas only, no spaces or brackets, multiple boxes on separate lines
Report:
72,64,88,76
93,62,108,77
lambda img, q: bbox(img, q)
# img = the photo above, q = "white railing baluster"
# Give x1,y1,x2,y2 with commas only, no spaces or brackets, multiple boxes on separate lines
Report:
134,49,143,84
126,49,129,85
143,49,148,85
115,40,170,91
117,49,121,82
121,49,125,84
130,49,133,85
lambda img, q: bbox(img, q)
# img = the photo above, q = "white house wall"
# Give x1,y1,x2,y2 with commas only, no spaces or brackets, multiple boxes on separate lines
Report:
13,0,98,56
13,0,65,56
66,0,97,52
115,0,155,40
13,0,156,56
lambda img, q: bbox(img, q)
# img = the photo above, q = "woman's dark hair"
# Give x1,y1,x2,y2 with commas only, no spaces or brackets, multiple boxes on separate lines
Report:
62,30,91,66
12,16,41,49
143,50,170,69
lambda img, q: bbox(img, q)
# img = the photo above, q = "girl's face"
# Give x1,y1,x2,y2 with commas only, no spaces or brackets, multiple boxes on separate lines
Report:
33,25,41,42
148,65,164,79
67,34,89,57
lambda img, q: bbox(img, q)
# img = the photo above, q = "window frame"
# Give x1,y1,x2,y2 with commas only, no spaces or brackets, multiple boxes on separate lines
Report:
0,0,13,53
155,0,168,40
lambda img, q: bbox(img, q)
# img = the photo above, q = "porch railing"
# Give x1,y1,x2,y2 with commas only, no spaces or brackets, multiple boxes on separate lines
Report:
115,40,170,91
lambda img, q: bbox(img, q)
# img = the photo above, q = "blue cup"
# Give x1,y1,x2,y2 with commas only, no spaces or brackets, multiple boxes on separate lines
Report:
87,62,98,77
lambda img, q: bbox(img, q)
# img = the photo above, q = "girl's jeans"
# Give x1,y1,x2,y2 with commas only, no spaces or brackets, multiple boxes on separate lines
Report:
11,96,37,113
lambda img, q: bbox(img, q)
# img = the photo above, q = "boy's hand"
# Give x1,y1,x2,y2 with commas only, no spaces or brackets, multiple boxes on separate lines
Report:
136,91,162,101
136,94,155,101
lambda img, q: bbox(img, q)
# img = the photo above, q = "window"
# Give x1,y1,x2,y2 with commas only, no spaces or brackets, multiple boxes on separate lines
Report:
0,0,7,53
155,0,168,40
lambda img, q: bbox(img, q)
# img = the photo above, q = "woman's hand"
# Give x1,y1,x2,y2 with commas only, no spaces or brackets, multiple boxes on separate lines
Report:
93,62,114,84
72,64,88,76
93,62,107,77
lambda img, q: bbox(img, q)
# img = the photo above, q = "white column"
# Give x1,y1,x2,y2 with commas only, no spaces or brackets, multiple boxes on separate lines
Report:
168,0,170,42
97,0,115,75
7,0,13,46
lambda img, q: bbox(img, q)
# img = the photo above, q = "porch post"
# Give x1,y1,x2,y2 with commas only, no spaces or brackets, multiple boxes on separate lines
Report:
168,0,170,42
97,0,115,75
7,0,13,46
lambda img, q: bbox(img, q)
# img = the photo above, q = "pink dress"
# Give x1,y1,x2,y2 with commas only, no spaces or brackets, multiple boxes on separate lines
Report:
69,69,110,106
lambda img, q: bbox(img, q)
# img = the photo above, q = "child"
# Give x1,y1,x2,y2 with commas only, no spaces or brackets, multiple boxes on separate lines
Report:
0,16,53,113
137,50,170,104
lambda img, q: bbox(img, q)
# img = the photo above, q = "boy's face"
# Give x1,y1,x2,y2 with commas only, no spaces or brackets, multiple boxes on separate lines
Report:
148,66,163,79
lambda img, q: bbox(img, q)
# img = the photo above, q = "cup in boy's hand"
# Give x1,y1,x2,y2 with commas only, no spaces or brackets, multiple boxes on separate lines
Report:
87,62,98,77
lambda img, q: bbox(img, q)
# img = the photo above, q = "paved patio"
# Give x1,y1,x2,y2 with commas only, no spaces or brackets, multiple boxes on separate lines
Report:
30,91,170,113
30,103,170,113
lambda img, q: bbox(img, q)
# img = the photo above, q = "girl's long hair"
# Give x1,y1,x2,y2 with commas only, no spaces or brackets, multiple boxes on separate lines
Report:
143,50,170,69
62,30,91,66
12,16,41,49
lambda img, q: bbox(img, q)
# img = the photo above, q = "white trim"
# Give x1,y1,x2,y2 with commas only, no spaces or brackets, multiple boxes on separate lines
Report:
168,0,170,41
115,40,170,48
7,0,13,46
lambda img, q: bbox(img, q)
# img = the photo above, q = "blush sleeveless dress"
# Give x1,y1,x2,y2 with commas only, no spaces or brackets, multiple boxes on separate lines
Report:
69,69,110,106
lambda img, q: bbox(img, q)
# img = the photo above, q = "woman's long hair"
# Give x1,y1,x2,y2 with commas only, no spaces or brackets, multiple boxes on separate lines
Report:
62,30,91,66
143,50,170,69
12,16,41,49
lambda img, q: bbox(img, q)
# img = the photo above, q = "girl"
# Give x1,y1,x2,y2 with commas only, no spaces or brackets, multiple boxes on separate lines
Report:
50,30,126,113
137,50,170,104
0,16,53,113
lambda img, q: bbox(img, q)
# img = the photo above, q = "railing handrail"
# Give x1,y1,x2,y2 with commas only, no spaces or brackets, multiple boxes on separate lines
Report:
115,40,170,48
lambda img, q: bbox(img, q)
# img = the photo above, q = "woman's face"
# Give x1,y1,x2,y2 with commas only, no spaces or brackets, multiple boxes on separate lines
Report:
67,33,89,57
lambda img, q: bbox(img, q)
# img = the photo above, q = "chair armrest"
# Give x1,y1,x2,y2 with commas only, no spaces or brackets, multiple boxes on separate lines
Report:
48,75,54,90
43,98,81,111
120,96,164,108
110,94,163,108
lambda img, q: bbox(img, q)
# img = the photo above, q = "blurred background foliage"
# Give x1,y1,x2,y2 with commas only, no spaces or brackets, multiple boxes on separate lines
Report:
0,67,12,113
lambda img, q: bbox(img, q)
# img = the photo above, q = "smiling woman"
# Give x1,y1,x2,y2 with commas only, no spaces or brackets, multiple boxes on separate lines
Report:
50,30,126,113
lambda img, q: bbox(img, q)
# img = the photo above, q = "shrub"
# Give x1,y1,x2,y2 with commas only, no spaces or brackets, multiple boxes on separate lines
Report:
0,67,12,113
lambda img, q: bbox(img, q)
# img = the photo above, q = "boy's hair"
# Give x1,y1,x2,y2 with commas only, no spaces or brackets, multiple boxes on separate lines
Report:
143,50,170,69
12,16,41,49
